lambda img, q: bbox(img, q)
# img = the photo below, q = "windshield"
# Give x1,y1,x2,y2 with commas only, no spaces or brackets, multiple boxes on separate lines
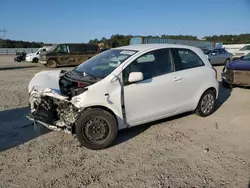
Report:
203,49,212,55
242,53,250,60
74,49,138,78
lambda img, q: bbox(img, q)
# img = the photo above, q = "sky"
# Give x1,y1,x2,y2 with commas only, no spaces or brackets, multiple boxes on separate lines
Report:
0,0,249,43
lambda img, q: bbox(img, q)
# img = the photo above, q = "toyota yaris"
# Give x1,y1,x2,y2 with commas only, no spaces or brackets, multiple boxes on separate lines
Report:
27,44,219,150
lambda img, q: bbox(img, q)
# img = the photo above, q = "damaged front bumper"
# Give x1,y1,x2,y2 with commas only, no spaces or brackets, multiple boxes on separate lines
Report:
26,114,71,134
27,87,81,134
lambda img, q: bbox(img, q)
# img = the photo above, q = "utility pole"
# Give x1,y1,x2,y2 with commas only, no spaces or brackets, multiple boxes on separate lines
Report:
0,28,7,48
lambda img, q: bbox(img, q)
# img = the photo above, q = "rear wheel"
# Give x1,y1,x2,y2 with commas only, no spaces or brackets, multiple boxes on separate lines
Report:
195,90,216,117
75,108,118,150
47,59,57,68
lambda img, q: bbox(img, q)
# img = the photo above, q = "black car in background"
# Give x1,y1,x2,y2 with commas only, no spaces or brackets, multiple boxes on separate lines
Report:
14,52,26,62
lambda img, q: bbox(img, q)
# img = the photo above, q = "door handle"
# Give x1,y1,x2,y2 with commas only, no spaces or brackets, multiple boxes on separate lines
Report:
173,77,183,82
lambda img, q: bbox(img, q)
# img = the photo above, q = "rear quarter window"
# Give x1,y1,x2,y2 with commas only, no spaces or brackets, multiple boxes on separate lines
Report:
172,48,205,71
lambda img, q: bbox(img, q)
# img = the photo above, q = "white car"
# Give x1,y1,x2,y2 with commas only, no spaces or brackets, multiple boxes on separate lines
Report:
27,44,219,150
233,45,250,60
25,47,50,63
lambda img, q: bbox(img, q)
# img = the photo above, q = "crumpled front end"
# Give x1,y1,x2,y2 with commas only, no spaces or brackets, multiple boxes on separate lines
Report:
27,88,81,134
221,67,234,85
222,67,250,86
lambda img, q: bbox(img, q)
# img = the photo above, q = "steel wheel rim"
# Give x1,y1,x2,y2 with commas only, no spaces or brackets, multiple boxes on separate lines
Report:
201,94,214,114
84,117,110,143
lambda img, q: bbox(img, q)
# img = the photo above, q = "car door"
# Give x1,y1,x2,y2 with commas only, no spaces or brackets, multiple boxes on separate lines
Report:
218,49,227,64
55,44,70,65
209,49,220,64
122,48,181,126
171,48,207,110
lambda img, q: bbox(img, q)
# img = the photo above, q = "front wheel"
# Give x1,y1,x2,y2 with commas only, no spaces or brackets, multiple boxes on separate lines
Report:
195,90,216,117
75,108,118,150
32,58,39,63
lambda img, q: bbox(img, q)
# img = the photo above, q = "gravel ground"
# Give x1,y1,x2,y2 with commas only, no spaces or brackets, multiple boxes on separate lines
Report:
0,56,249,188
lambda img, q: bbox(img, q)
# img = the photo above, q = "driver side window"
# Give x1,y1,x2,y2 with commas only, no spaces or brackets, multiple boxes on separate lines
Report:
55,45,68,53
123,48,173,86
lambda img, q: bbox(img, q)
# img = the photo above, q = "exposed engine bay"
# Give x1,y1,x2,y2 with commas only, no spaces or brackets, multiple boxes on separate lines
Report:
59,69,100,98
28,69,102,133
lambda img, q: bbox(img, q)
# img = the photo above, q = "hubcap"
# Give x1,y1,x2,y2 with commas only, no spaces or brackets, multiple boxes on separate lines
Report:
84,117,109,142
201,94,214,114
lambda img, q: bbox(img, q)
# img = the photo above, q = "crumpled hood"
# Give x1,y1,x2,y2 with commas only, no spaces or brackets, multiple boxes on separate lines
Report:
28,70,63,93
227,59,250,71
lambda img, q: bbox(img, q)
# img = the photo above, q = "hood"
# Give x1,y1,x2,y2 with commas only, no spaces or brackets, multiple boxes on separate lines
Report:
28,70,63,93
227,59,250,71
28,69,99,98
26,53,35,57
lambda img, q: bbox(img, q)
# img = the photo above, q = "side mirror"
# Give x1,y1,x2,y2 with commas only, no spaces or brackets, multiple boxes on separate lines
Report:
211,52,217,56
128,72,143,83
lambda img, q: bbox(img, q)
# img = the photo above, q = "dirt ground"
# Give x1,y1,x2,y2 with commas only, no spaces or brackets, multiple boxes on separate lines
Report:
0,55,249,188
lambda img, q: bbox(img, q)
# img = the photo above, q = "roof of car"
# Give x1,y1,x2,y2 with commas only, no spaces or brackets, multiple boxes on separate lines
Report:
115,44,201,52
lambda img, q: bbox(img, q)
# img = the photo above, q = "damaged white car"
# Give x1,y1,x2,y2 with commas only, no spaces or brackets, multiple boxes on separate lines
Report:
27,44,219,150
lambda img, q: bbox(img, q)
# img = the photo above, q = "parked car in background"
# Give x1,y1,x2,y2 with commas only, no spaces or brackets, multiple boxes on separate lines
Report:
25,46,51,63
38,43,100,68
14,52,26,62
223,44,250,54
232,45,250,60
27,44,219,149
222,53,250,88
203,48,232,65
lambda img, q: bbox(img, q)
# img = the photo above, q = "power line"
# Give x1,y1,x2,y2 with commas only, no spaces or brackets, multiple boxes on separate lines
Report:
0,28,7,48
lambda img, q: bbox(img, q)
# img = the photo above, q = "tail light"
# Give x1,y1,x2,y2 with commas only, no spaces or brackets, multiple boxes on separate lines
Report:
212,67,217,79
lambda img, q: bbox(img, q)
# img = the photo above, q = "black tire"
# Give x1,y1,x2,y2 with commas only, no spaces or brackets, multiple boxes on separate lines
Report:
47,59,57,68
195,90,216,117
32,58,39,63
75,108,118,150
